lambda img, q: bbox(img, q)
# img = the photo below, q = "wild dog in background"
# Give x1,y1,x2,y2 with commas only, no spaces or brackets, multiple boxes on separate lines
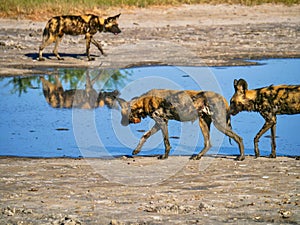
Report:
117,89,245,160
38,14,121,61
40,74,119,109
230,79,300,158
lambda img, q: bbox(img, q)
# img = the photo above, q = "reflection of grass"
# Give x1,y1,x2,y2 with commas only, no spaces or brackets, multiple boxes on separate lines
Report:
98,69,131,90
53,68,131,90
3,76,40,96
1,0,298,18
1,68,130,96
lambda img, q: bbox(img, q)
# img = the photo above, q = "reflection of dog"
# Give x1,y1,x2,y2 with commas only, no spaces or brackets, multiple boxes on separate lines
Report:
38,14,121,61
40,75,119,109
117,89,245,160
230,79,300,158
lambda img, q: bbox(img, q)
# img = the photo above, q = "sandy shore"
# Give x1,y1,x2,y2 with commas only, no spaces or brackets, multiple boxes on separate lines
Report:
0,4,299,225
0,4,300,75
0,156,299,224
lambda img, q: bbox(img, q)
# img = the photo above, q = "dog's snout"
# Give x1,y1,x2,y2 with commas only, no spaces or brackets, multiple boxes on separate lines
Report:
121,118,129,126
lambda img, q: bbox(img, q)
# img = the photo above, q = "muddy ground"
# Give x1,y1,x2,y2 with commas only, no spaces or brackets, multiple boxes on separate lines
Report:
0,4,299,225
0,4,300,75
0,156,299,224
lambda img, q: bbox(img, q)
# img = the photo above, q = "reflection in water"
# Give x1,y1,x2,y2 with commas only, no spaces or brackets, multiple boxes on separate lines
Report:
0,68,131,99
0,59,299,158
0,76,40,96
40,73,119,109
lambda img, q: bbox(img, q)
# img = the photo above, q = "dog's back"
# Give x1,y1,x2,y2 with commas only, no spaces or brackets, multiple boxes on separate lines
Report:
134,89,230,125
254,85,300,115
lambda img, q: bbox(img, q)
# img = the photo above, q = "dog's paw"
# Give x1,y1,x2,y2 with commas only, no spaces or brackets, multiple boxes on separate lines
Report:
268,154,276,158
132,149,140,155
190,155,201,160
158,155,168,160
235,155,245,161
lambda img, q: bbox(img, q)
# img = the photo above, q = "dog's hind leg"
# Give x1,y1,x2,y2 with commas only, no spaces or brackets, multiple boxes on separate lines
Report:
214,121,245,161
132,123,160,156
270,122,277,158
39,34,56,61
53,35,64,60
91,37,106,56
54,75,63,90
191,116,212,160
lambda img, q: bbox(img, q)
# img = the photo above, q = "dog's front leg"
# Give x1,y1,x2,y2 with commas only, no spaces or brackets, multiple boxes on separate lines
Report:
132,122,160,156
270,122,277,158
91,38,107,56
191,116,212,160
85,34,94,61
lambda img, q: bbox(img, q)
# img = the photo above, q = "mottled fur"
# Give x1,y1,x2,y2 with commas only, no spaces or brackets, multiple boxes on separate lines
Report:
118,89,245,160
230,79,300,158
40,75,119,109
38,14,121,61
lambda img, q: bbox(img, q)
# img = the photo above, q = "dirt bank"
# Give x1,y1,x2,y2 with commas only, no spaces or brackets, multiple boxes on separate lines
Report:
0,4,299,75
0,156,299,224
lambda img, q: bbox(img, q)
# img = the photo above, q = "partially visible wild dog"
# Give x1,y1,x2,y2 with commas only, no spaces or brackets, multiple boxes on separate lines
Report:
230,79,300,158
117,89,245,160
40,74,119,109
38,13,121,61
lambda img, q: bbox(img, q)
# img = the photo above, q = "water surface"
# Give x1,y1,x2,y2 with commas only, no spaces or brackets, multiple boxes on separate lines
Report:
0,59,299,158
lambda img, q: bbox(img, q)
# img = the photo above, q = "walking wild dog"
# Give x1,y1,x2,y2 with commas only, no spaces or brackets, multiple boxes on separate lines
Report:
117,89,245,160
40,74,119,109
230,79,300,158
38,14,121,61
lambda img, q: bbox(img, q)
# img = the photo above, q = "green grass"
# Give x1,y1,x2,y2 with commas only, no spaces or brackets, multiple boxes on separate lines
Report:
1,0,299,19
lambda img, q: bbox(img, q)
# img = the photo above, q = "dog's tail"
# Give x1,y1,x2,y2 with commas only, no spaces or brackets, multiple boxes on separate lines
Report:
43,27,49,39
227,114,233,145
42,25,50,41
41,19,52,42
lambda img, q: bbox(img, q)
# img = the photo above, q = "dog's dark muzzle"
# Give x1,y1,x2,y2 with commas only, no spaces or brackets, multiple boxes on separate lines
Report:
121,117,129,126
109,25,121,35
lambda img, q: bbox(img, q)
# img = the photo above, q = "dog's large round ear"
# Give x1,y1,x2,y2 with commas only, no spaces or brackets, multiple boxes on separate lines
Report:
239,79,248,91
112,89,120,97
107,13,121,22
234,79,248,94
233,79,238,88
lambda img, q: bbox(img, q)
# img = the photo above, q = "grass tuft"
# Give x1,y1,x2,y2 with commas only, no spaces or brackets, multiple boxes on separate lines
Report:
1,0,299,19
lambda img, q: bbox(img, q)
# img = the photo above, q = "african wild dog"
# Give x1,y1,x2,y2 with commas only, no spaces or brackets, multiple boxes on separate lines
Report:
117,89,245,160
230,79,300,158
38,13,121,61
40,74,119,109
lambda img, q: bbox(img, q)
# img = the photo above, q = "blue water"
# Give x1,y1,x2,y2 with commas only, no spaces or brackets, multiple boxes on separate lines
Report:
0,59,299,158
